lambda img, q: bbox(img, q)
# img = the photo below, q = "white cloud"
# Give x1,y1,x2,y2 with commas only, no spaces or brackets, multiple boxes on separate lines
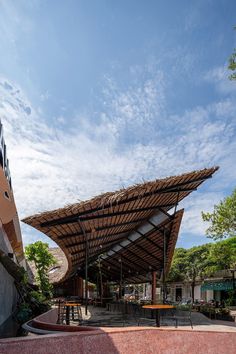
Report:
0,68,235,247
204,66,236,94
179,191,225,237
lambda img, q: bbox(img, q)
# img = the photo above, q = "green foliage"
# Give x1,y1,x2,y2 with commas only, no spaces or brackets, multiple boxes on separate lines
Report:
15,290,51,325
176,304,191,311
25,241,56,299
30,290,47,303
185,244,212,281
16,303,32,324
228,51,236,80
168,244,212,299
168,238,236,302
199,305,230,316
167,248,188,282
202,188,236,240
228,26,236,80
168,244,212,283
224,291,235,307
18,266,29,284
205,237,236,275
169,239,236,283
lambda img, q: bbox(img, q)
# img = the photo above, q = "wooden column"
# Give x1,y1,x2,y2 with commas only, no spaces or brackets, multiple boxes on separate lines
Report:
152,271,157,304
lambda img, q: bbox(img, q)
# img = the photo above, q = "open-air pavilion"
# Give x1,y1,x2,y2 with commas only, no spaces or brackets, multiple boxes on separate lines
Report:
23,167,218,317
2,165,236,354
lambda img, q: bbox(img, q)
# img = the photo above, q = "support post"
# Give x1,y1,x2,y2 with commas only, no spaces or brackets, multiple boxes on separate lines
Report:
163,228,166,303
85,236,88,315
78,218,89,316
119,258,123,299
152,271,157,304
98,257,103,304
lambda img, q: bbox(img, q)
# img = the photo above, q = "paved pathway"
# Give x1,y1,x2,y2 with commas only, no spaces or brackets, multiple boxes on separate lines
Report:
70,305,236,332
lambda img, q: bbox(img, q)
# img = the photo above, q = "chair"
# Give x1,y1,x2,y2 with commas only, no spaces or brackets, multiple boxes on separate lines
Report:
131,304,156,327
112,302,141,327
166,303,193,329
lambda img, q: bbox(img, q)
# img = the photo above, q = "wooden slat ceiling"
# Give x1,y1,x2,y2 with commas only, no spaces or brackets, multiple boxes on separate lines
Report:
87,209,183,284
22,167,218,283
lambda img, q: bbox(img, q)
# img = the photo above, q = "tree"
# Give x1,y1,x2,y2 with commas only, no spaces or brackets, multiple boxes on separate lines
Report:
184,245,211,301
228,26,236,80
168,244,212,301
168,238,236,302
205,237,236,274
25,241,56,299
202,188,236,240
206,237,236,305
168,248,188,282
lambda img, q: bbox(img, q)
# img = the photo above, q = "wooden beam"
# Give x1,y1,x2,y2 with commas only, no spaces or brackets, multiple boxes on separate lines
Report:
65,231,128,248
127,238,162,265
41,204,175,227
105,249,149,273
135,229,164,251
115,243,159,271
57,216,148,240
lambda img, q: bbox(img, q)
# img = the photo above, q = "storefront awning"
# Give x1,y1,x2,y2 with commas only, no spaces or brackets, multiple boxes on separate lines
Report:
201,280,235,291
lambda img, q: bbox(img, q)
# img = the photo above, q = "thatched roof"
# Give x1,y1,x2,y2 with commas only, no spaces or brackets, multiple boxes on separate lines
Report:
22,167,218,284
27,247,68,284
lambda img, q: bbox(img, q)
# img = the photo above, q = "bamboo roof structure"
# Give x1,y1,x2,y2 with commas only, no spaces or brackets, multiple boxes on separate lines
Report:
22,167,218,284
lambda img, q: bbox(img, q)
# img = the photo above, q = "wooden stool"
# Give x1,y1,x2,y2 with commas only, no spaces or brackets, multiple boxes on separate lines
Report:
63,303,82,324
57,300,66,324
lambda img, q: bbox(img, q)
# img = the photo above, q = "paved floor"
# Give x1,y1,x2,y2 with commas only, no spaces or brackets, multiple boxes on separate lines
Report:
68,305,236,332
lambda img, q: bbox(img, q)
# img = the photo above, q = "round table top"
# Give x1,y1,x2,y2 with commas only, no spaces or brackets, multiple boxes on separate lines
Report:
142,304,174,309
64,303,81,306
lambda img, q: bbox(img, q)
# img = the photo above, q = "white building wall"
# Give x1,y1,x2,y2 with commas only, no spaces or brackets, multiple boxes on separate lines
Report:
194,285,201,301
168,283,204,302
206,290,214,301
183,284,191,300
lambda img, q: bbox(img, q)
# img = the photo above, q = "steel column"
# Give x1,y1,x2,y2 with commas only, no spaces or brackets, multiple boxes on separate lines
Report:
78,218,89,316
152,271,157,304
162,228,167,303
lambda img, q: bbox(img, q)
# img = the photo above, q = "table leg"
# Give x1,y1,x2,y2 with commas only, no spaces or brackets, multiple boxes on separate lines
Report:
155,309,161,327
66,306,70,325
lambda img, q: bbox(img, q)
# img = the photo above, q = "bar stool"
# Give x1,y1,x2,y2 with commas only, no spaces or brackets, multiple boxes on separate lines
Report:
57,299,66,324
63,302,82,324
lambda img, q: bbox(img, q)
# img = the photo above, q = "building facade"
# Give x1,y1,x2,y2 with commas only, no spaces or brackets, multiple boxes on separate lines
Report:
0,121,25,337
167,269,236,304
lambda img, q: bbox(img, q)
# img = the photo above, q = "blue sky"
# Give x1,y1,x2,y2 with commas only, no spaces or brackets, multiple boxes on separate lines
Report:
0,0,235,249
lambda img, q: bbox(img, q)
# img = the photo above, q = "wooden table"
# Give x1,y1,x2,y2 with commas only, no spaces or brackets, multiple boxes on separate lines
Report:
142,304,174,327
64,302,81,325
